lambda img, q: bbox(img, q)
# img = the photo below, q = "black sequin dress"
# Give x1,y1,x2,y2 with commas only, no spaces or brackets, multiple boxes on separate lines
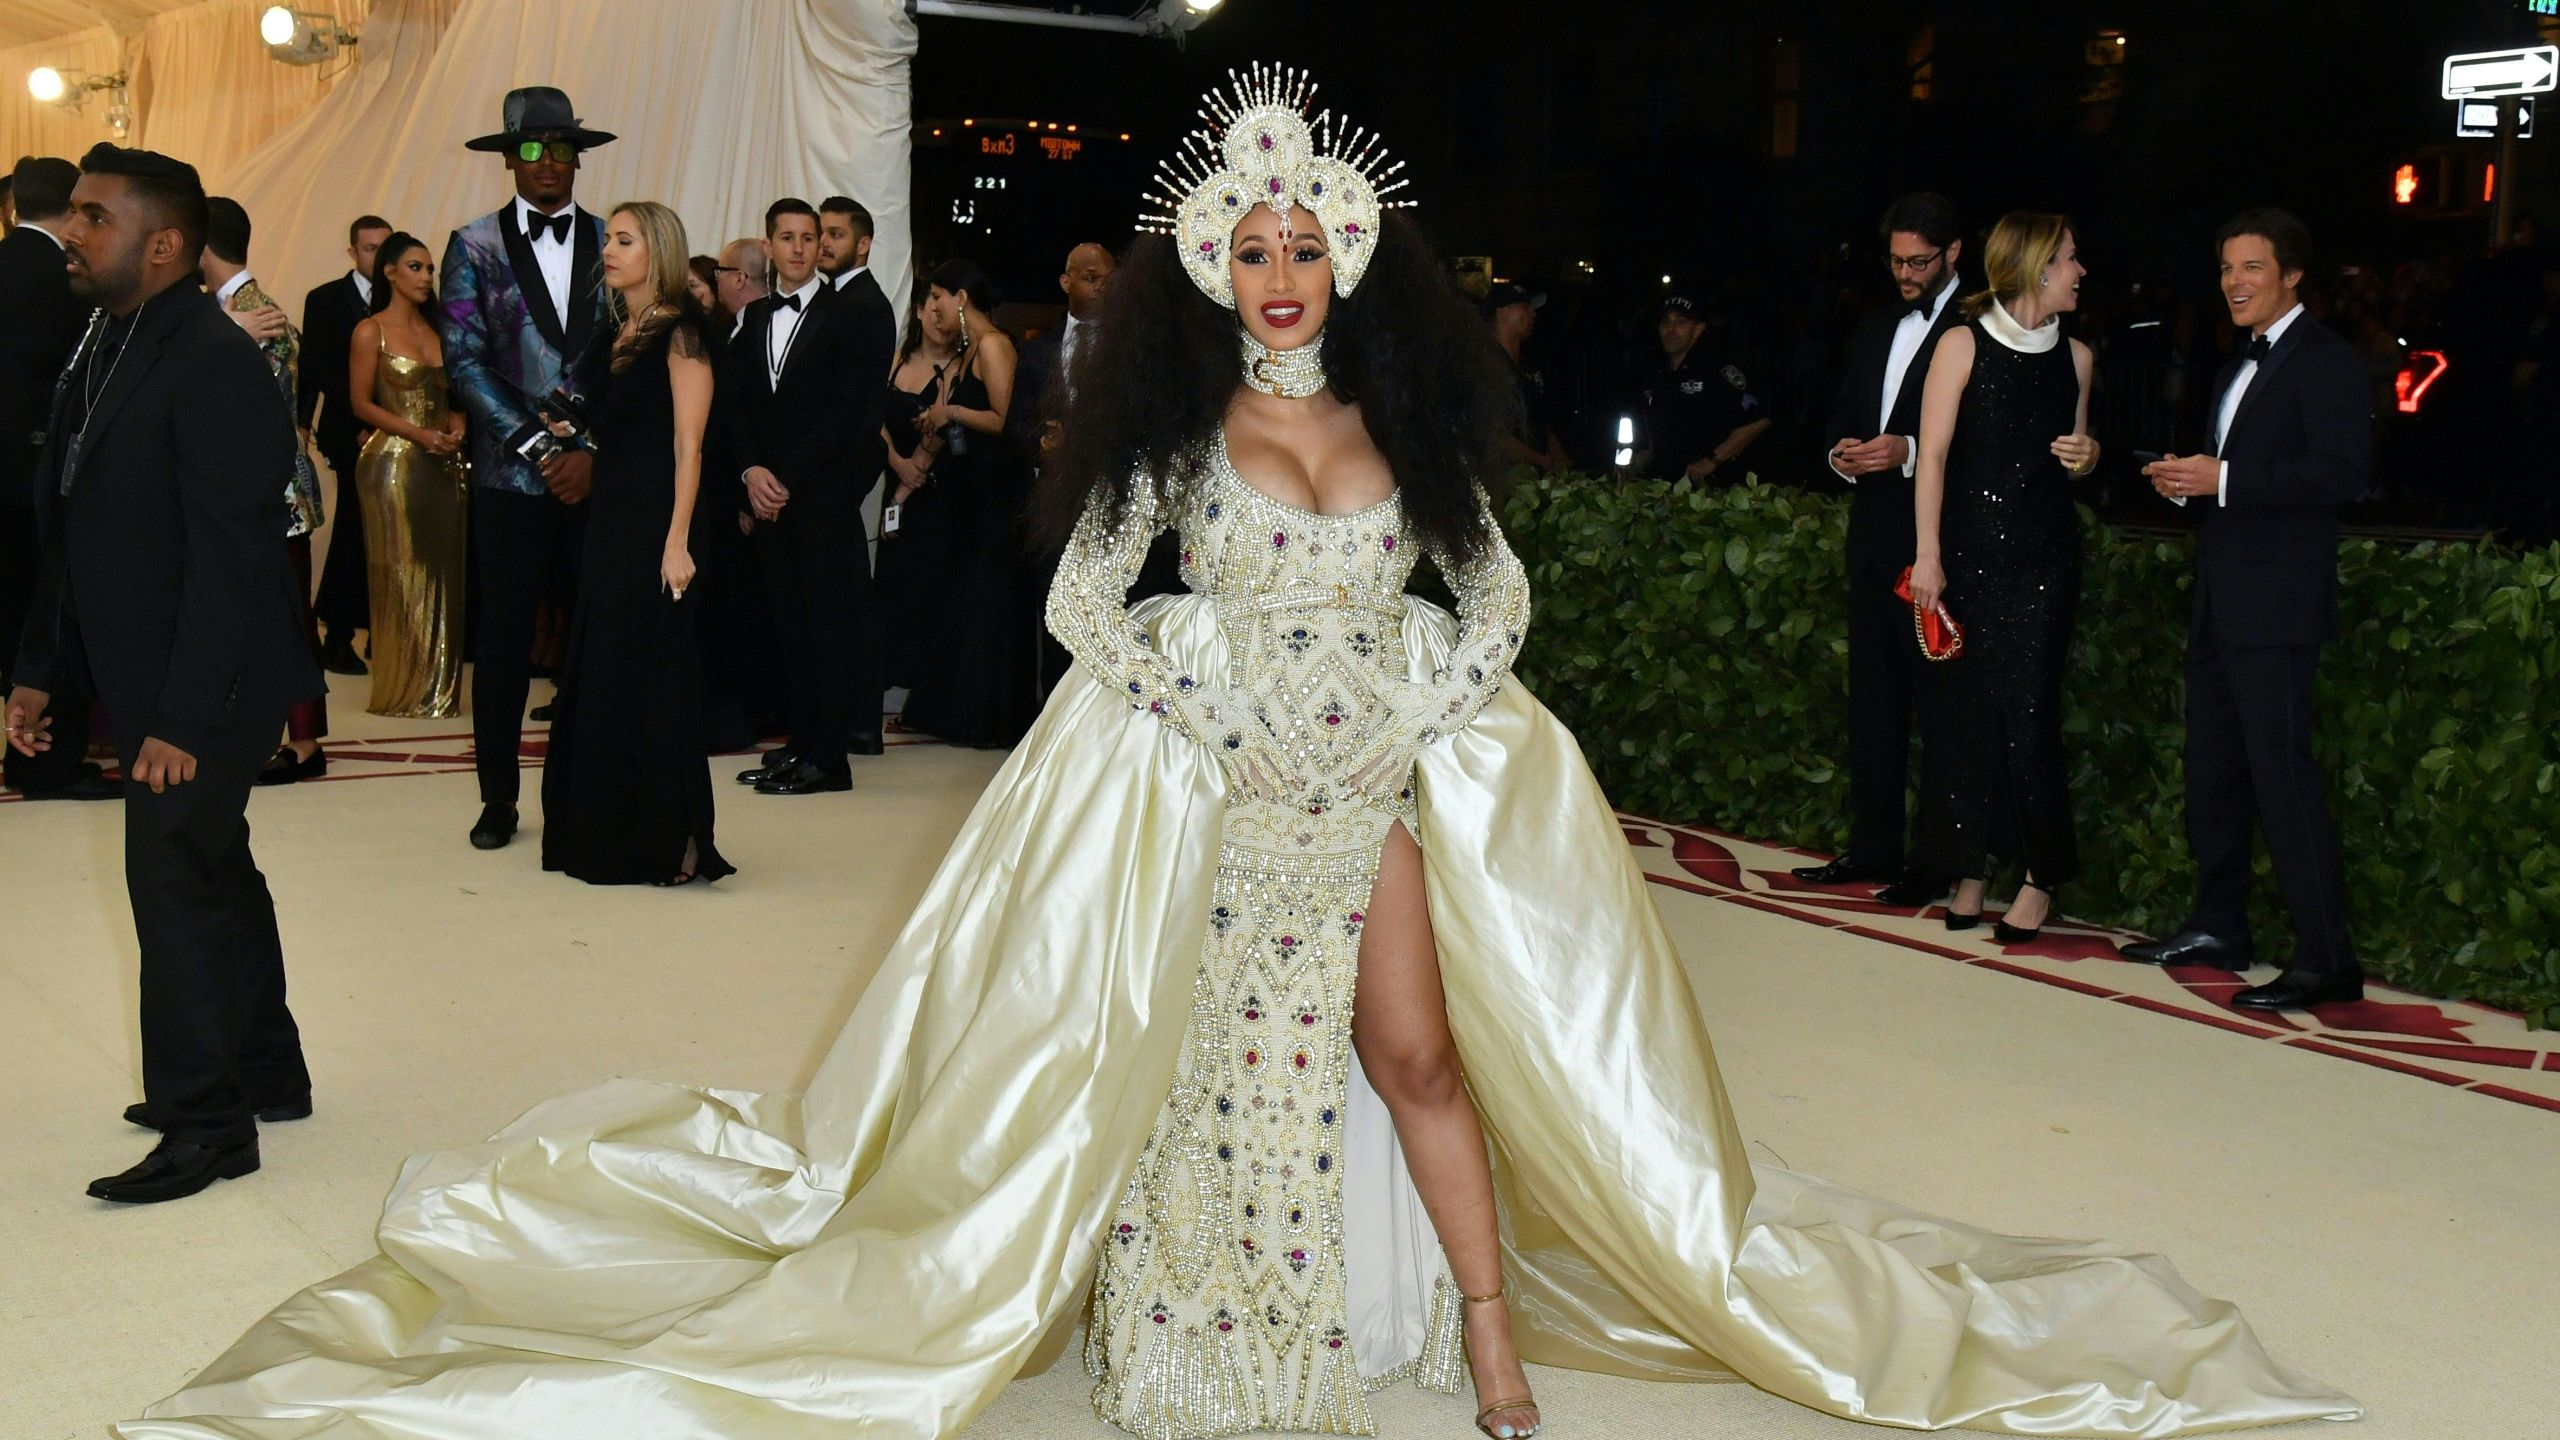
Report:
1916,313,2083,887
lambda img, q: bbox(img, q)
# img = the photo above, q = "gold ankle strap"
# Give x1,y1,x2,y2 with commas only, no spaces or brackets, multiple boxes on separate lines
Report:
1458,1283,1506,1304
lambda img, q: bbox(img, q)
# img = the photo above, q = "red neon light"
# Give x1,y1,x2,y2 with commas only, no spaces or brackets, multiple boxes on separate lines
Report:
2394,163,2419,205
2395,350,2449,414
2485,162,2497,204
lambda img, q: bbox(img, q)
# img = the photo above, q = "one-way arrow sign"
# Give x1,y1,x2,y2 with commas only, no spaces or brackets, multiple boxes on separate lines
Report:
2443,46,2560,99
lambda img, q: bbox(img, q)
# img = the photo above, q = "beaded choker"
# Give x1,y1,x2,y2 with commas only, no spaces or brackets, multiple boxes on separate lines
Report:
1240,330,1327,398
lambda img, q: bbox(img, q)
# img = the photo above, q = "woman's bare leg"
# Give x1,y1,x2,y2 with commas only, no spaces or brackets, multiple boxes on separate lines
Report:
1351,820,1539,1434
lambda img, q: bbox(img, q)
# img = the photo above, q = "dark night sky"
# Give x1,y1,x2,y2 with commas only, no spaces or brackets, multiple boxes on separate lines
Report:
911,0,2560,310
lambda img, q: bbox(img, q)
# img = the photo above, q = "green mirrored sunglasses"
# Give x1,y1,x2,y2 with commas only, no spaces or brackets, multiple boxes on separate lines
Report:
515,139,580,165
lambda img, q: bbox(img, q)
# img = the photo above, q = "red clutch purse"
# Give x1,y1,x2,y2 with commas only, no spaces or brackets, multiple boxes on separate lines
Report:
1892,567,1965,661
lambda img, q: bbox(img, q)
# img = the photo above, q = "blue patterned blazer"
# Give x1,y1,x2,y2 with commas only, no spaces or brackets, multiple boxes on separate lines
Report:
437,203,604,496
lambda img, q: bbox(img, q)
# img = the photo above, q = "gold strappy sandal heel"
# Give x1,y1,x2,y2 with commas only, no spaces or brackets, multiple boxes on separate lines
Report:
1460,1284,1541,1439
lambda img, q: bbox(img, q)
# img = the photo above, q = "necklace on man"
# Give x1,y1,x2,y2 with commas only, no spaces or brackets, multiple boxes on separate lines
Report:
62,306,137,493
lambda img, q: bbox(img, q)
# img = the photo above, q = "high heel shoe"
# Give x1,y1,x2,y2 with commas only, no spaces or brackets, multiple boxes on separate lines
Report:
1460,1285,1541,1439
1944,877,1986,932
1994,881,2054,943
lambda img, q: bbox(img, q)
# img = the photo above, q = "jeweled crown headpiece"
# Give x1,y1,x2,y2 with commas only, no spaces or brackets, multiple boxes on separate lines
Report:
1138,64,1412,308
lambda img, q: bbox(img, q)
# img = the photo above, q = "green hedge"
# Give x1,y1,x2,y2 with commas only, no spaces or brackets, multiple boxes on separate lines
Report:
1496,471,2560,1028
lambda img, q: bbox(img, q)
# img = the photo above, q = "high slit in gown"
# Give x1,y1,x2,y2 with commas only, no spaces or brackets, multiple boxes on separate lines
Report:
117,431,2358,1439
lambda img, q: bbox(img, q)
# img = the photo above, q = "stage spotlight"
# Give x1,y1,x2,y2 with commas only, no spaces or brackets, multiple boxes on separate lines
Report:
260,6,357,66
1185,0,1225,11
26,65,63,102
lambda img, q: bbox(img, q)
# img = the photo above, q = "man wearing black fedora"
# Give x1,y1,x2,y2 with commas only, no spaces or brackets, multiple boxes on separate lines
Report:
441,86,612,851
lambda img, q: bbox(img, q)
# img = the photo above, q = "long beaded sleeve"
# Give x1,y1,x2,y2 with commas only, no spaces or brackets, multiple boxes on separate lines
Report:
1400,487,1534,743
1044,476,1246,750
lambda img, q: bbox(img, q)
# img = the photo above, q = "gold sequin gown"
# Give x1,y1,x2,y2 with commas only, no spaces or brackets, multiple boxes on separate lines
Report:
118,439,2358,1440
354,343,466,718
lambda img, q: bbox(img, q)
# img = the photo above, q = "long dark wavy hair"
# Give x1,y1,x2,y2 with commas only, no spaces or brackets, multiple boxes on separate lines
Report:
1033,211,1519,569
367,231,430,315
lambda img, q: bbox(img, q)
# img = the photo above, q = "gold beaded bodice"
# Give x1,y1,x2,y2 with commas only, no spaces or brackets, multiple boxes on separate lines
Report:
1047,433,1530,1439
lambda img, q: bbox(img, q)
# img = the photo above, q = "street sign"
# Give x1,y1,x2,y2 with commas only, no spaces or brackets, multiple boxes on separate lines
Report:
2457,96,2537,137
2443,46,2559,99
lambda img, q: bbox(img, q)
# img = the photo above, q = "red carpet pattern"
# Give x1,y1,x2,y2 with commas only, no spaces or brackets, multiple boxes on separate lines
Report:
1620,815,2560,1115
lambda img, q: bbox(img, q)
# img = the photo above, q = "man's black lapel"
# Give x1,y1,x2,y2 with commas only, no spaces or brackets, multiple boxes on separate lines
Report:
497,206,572,358
565,208,602,358
2222,321,2310,453
60,287,187,494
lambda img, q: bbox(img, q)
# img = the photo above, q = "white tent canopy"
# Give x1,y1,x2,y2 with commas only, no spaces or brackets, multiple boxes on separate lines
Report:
0,0,915,320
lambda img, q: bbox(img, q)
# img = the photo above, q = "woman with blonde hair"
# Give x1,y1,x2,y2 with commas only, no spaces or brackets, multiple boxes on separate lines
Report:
1908,211,2097,940
537,200,734,886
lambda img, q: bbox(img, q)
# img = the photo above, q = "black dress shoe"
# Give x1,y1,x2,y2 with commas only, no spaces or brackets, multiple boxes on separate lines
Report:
755,760,852,795
850,734,886,757
87,1137,259,1204
469,802,518,850
1875,875,1947,908
125,1095,312,1131
2231,969,2365,1011
255,746,328,786
1993,883,2056,944
2119,929,2253,971
1789,857,1892,886
19,765,119,801
319,637,367,677
736,747,800,785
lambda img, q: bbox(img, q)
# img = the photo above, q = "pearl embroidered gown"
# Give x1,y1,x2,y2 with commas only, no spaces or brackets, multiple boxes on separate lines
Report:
119,441,2356,1440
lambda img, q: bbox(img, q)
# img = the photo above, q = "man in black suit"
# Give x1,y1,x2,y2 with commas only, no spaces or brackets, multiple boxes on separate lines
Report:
298,213,390,674
1793,193,1967,904
2126,209,2369,1011
0,154,114,801
6,144,321,1203
1007,240,1114,462
733,198,892,794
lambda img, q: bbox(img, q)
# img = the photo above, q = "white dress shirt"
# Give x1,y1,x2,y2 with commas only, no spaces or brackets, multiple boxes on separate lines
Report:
21,218,65,251
214,270,253,307
2204,302,2304,507
513,196,576,332
830,263,869,293
766,276,824,387
1060,313,1087,376
1834,277,1956,483
350,268,373,308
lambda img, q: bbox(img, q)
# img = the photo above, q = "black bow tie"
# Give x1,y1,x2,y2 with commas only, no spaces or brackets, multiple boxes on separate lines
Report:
526,210,571,244
775,292,804,314
2243,334,2271,363
1904,294,1935,320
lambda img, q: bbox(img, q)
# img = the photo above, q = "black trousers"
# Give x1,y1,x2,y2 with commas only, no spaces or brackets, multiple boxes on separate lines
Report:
124,712,308,1146
472,488,585,804
1,502,96,792
2182,628,2358,977
312,443,369,639
760,476,881,774
1844,551,1928,874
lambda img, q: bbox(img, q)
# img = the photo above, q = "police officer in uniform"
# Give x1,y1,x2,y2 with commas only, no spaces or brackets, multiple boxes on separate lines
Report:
1634,293,1769,483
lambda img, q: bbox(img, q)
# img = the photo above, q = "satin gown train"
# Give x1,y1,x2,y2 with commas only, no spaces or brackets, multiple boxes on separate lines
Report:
119,441,2357,1439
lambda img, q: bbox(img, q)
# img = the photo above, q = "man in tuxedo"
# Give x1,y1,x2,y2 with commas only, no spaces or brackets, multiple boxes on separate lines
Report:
2127,209,2369,1011
731,198,891,794
298,213,389,675
441,87,612,849
1793,193,1966,904
0,154,114,801
6,144,321,1203
715,236,768,341
1008,241,1114,462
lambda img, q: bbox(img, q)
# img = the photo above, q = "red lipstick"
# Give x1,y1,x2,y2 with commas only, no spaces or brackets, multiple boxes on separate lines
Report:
1259,301,1305,329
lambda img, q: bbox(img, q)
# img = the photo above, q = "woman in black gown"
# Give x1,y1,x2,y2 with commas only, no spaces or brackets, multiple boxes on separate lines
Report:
875,283,960,697
540,201,735,887
1908,213,2097,941
897,259,1041,748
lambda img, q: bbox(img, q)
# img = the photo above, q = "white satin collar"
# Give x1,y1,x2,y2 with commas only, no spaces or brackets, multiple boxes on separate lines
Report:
1980,297,2061,354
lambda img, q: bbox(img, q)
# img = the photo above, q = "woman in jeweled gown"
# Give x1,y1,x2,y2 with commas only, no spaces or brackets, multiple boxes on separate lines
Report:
347,232,467,718
119,72,2356,1440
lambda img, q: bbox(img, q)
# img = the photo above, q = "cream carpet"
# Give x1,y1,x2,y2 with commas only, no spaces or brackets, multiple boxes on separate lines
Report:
3,677,2549,1439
